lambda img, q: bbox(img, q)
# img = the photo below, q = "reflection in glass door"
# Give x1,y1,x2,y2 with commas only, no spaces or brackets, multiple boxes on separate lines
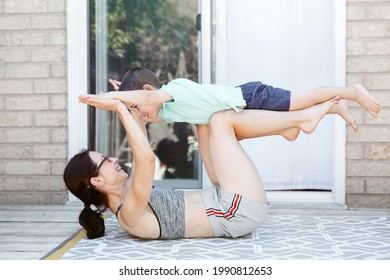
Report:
89,0,201,188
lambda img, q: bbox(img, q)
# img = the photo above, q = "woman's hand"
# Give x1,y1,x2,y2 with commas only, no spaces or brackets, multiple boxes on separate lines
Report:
79,91,114,101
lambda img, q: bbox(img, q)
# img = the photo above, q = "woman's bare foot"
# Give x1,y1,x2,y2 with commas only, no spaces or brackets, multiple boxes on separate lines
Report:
300,97,340,134
280,128,300,141
328,100,358,132
352,84,381,118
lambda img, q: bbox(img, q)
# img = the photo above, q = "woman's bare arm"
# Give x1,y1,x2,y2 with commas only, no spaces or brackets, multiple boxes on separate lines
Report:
80,98,156,226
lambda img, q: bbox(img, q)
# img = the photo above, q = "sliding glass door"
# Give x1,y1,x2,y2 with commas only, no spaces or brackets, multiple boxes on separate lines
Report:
89,0,201,188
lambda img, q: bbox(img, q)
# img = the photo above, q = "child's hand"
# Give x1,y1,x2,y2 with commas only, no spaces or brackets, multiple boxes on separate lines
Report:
79,97,125,112
108,79,121,91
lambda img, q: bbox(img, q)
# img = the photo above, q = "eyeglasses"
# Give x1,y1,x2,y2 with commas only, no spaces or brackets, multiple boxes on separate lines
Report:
93,155,112,176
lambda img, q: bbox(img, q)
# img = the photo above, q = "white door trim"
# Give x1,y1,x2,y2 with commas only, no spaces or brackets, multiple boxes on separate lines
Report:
67,0,89,201
67,0,89,158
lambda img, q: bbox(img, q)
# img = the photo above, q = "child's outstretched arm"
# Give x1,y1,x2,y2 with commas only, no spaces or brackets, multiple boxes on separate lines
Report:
79,89,173,106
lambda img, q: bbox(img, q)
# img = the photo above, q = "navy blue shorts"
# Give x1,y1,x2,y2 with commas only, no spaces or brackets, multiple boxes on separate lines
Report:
237,81,291,111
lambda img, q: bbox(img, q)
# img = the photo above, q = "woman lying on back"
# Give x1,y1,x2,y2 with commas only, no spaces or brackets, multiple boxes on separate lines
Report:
63,97,338,239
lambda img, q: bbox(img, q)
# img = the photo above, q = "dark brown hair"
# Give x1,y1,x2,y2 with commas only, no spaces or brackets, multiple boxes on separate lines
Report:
63,149,108,239
119,67,163,91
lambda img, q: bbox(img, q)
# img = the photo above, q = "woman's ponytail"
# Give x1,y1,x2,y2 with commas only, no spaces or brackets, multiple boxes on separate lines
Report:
79,204,105,239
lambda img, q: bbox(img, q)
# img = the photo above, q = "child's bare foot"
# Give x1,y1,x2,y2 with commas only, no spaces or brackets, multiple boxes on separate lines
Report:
352,84,381,118
328,100,358,132
280,128,300,141
300,97,340,134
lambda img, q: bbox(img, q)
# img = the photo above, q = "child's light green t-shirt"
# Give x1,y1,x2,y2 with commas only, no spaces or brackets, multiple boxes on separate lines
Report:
159,78,246,124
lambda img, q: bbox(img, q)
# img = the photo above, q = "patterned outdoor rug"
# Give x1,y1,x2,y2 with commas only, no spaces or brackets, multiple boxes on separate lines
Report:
44,214,390,260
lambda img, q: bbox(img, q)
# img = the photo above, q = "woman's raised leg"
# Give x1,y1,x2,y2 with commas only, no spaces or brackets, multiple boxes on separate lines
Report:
208,110,268,203
233,97,339,140
207,98,338,203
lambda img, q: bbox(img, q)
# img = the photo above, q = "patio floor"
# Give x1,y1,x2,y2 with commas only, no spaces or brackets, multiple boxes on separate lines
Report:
1,202,389,260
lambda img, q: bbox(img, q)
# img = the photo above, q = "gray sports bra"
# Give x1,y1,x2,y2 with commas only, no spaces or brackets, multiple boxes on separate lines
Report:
116,185,185,239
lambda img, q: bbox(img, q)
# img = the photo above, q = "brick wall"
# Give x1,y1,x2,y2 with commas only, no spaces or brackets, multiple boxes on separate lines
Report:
346,0,390,208
0,0,68,204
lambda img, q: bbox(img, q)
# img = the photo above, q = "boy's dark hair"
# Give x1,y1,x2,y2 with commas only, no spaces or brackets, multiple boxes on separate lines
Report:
119,67,163,91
